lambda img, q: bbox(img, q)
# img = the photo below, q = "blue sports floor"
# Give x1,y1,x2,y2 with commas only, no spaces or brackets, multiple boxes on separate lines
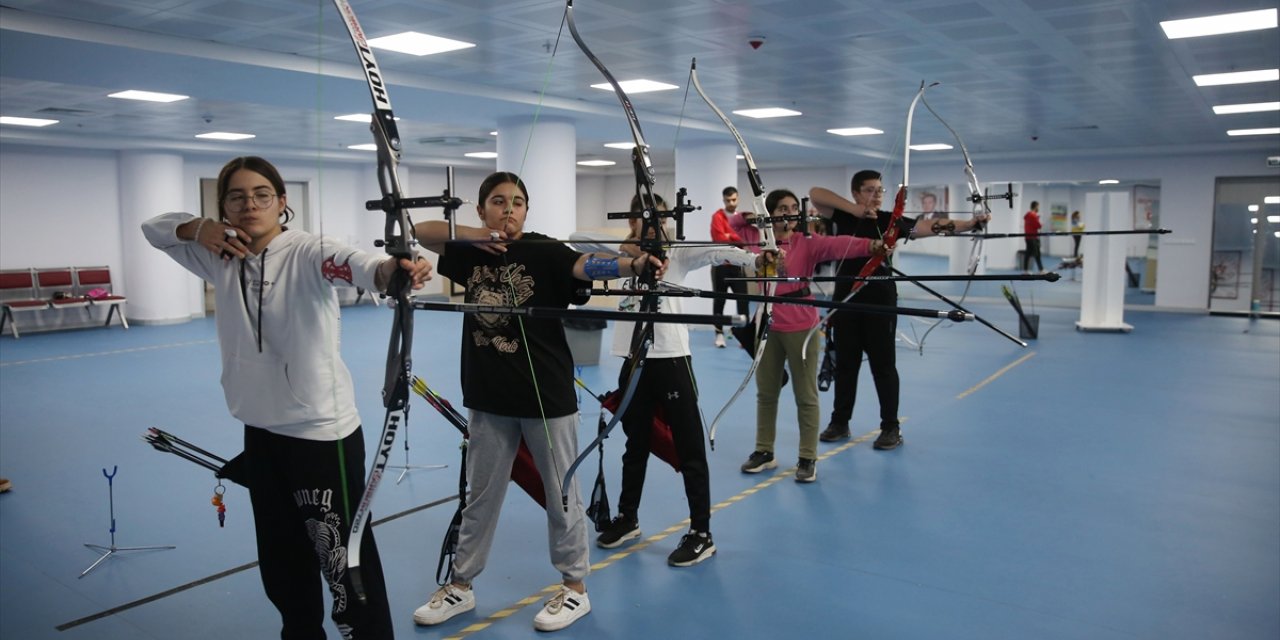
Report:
1,257,1276,639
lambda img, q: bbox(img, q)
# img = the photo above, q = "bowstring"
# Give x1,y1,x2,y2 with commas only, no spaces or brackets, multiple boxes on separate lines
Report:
505,6,571,490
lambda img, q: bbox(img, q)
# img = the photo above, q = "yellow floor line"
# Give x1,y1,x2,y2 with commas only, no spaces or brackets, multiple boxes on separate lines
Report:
439,425,886,638
956,351,1037,399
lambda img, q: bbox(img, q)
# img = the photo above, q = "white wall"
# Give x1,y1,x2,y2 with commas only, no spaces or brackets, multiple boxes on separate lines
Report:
4,144,1275,318
910,149,1278,309
0,145,500,326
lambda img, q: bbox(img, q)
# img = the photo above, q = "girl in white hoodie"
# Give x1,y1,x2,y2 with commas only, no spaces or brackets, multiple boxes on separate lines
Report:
143,156,431,639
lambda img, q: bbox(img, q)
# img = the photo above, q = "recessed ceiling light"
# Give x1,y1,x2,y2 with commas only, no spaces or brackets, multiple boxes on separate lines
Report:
348,143,377,151
0,116,59,127
909,143,953,151
827,127,884,136
1212,102,1280,114
1251,217,1259,223
1227,127,1280,136
1266,196,1280,204
334,113,400,123
367,31,475,56
1193,69,1279,86
576,160,616,167
195,132,255,140
604,142,636,150
489,131,498,136
1248,204,1260,211
1160,9,1277,39
108,90,189,103
590,80,679,94
1098,179,1120,185
736,155,745,160
465,152,498,159
1268,216,1280,223
732,108,802,119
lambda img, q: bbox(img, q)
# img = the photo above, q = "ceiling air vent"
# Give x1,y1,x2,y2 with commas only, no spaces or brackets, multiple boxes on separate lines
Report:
37,107,95,116
418,136,490,146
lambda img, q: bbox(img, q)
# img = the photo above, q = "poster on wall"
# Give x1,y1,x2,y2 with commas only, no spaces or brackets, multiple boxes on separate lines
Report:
1133,184,1159,230
1050,204,1068,232
912,186,949,219
1210,250,1241,300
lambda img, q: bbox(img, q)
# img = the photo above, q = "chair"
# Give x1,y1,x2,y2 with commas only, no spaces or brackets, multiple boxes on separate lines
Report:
0,269,50,338
74,266,129,330
37,267,92,312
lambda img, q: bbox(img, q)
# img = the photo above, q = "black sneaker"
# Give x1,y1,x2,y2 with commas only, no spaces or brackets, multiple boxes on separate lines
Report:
819,423,850,442
667,531,716,567
873,426,902,450
740,450,777,473
595,514,640,549
795,458,817,483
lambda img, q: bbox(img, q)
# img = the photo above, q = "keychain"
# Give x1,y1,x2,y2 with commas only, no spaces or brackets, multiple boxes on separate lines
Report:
211,480,227,528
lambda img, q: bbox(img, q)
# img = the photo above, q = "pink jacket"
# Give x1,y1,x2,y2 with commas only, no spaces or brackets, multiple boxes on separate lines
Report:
768,233,873,333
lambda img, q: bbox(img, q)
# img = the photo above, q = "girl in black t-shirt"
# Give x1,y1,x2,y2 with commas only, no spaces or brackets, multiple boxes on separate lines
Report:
409,172,662,633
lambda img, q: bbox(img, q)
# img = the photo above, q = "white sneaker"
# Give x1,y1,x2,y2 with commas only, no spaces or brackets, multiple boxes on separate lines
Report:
714,333,726,348
532,586,591,631
413,584,475,626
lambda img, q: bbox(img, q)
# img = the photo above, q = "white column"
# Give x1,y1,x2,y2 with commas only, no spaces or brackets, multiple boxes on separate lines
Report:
496,116,576,240
119,151,191,324
1077,190,1133,332
675,141,738,317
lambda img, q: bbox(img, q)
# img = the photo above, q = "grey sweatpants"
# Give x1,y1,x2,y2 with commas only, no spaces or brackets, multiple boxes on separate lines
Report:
451,410,591,585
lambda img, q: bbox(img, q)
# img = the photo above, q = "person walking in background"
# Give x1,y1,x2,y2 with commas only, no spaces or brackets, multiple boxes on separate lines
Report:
710,186,749,348
1071,210,1084,258
1023,201,1044,273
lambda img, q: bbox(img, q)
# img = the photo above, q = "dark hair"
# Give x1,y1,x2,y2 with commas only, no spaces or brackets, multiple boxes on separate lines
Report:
765,188,799,214
217,156,294,224
722,186,738,197
478,171,529,205
629,192,667,212
1030,201,1039,209
851,170,881,194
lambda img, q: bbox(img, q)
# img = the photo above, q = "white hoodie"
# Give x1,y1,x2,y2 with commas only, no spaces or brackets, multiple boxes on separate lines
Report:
143,212,384,441
568,233,755,359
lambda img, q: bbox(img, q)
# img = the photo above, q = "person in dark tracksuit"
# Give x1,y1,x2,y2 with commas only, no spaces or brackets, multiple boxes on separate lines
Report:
809,170,987,451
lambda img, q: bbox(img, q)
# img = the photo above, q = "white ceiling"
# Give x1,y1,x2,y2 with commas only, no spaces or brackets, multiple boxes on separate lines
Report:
1,0,1278,174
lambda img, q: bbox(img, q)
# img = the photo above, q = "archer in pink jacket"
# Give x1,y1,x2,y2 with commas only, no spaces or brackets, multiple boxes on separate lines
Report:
732,189,888,483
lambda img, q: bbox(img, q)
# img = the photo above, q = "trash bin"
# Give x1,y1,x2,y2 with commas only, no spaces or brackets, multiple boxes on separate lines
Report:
563,317,606,366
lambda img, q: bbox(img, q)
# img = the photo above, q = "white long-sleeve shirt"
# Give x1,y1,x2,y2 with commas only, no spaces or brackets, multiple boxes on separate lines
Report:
568,233,755,359
143,212,384,441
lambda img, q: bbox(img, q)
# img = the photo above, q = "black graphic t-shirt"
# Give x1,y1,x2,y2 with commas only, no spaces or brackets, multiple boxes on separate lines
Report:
438,232,589,418
828,208,916,304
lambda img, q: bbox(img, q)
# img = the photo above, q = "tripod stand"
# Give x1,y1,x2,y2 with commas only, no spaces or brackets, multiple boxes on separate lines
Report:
79,466,175,578
389,422,447,485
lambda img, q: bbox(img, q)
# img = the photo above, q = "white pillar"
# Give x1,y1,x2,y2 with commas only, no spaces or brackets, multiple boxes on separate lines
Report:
675,141,738,317
1077,190,1133,332
119,151,191,324
496,116,576,240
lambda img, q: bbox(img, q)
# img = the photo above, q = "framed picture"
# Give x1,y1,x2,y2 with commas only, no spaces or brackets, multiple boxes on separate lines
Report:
1050,203,1068,232
912,186,949,219
1210,250,1241,300
1133,184,1159,231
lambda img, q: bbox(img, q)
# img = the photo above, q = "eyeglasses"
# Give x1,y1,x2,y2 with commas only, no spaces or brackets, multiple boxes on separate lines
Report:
859,187,886,195
224,192,278,213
